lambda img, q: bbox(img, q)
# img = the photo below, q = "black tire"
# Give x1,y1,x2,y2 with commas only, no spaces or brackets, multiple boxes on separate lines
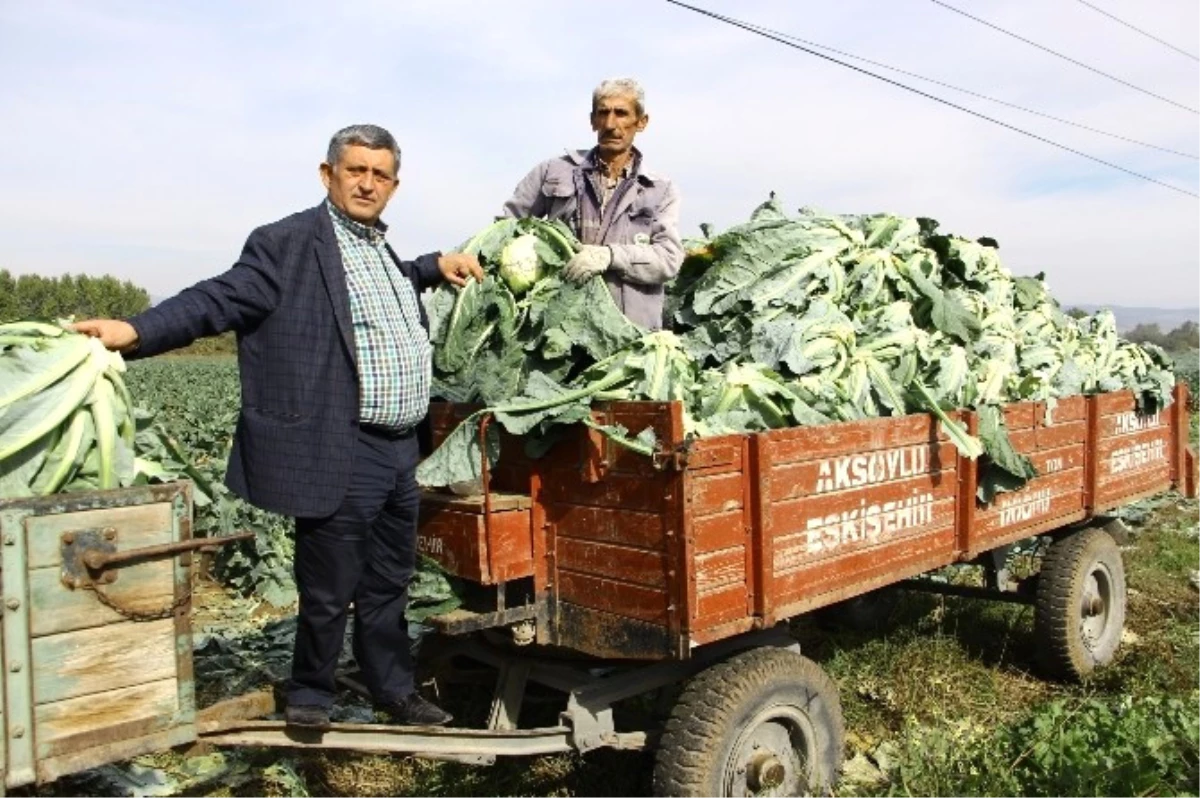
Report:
1035,528,1126,680
653,647,844,797
815,588,900,633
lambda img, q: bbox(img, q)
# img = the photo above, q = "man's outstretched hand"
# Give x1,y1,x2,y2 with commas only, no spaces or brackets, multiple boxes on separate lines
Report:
438,253,484,287
71,319,139,353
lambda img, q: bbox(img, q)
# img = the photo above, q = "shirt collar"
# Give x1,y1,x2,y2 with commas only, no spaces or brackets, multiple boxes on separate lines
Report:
584,146,640,178
326,199,388,243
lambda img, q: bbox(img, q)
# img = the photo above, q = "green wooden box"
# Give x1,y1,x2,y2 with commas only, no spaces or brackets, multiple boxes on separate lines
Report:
0,482,196,791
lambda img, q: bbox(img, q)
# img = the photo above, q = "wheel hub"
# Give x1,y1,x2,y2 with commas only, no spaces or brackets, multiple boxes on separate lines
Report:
747,753,787,791
1079,565,1114,649
724,706,813,796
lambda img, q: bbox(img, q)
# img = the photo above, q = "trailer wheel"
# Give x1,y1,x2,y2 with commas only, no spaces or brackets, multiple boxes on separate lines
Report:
1035,528,1126,680
653,647,843,797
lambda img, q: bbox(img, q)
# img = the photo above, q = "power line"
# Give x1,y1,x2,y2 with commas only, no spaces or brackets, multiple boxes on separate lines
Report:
664,1,1198,199
1074,0,1199,62
928,0,1198,114
742,18,1196,160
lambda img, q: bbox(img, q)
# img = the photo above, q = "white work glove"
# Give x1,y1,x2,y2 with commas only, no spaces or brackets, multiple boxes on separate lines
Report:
562,244,612,284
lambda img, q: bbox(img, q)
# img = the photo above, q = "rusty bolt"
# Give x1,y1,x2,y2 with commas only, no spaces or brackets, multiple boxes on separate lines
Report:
10,661,21,673
104,527,117,540
11,725,25,739
104,571,118,584
62,532,75,545
5,598,19,610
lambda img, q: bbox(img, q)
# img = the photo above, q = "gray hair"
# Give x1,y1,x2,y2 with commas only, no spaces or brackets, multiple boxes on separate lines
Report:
592,78,646,117
325,124,401,173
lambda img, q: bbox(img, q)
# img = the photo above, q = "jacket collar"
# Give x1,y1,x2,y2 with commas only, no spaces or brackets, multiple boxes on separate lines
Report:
566,147,658,185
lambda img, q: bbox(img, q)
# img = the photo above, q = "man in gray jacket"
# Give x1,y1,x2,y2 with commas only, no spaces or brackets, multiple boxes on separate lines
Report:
501,78,683,330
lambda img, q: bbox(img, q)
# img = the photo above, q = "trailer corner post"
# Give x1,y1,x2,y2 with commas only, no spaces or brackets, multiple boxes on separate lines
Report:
954,410,979,560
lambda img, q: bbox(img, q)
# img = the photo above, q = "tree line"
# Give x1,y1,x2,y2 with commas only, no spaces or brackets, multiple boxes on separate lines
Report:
0,269,151,324
1123,321,1198,353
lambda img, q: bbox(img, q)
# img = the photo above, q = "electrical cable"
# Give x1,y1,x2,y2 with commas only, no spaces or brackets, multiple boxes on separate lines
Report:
929,0,1198,114
742,18,1196,159
664,0,1199,198
1074,0,1198,62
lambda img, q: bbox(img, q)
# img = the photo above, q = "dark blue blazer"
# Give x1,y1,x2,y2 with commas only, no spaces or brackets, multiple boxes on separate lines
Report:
129,203,443,518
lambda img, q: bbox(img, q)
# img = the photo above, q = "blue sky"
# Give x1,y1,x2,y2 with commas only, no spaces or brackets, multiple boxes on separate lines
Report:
1,0,1196,308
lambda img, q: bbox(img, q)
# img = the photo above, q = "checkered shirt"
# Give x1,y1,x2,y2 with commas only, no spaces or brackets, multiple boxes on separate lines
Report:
327,200,431,431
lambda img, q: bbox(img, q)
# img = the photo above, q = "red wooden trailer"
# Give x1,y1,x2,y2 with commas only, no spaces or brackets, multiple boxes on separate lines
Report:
403,383,1195,794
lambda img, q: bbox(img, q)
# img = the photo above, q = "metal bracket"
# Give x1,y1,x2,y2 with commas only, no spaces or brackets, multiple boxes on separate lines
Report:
60,527,118,588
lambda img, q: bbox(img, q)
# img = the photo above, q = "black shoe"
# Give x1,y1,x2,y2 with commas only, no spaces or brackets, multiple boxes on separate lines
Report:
377,693,453,726
285,704,331,731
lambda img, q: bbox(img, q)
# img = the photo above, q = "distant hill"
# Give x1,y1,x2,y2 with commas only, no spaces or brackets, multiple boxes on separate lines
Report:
1060,305,1198,333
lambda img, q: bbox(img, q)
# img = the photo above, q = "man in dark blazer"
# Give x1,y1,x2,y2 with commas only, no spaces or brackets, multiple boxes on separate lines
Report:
73,124,482,731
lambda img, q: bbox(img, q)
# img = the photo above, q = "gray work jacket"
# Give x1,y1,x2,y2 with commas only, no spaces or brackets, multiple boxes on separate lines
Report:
501,148,684,330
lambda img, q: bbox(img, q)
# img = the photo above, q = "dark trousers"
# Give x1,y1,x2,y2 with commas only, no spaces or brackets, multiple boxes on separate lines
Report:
286,426,420,708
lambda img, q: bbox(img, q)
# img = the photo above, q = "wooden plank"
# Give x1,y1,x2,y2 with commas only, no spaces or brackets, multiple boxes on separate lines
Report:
666,402,690,656
487,510,536,583
600,402,686,446
689,471,744,517
750,431,775,622
773,499,956,573
35,725,195,787
28,563,174,638
1083,395,1100,513
695,547,745,594
1002,402,1038,429
684,436,745,471
975,478,1085,540
965,510,1089,558
25,502,174,570
1032,420,1089,451
1096,428,1172,484
1044,396,1086,424
1095,467,1172,509
420,491,531,513
773,525,956,606
1094,390,1138,414
1097,408,1168,438
556,537,666,589
553,602,674,660
539,471,669,513
694,510,743,553
690,616,757,646
955,411,979,561
35,679,179,756
556,570,667,625
32,618,177,704
769,471,959,539
770,441,957,502
770,536,955,622
417,507,533,584
416,509,486,580
766,413,950,465
547,504,663,549
1008,428,1035,452
1023,442,1086,475
197,689,278,731
693,584,749,629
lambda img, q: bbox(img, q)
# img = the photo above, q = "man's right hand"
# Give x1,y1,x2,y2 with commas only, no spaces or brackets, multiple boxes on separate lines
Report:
71,319,139,353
